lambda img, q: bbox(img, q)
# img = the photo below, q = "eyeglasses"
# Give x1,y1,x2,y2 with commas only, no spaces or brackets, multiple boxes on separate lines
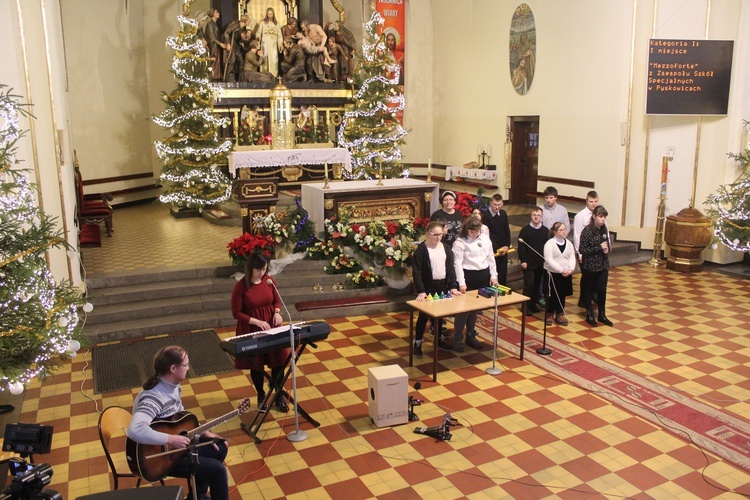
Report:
429,233,443,237
178,363,189,368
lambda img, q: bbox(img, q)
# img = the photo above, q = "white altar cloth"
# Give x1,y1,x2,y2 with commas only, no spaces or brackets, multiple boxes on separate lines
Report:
229,147,352,176
301,178,439,234
445,166,497,182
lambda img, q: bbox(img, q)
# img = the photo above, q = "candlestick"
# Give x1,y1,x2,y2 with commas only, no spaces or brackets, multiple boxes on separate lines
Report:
377,158,384,186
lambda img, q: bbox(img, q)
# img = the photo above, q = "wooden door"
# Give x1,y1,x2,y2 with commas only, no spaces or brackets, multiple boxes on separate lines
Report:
508,116,539,205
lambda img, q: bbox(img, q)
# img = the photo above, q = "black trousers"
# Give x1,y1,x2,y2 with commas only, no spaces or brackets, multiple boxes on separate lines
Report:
582,269,608,312
415,278,447,341
522,267,544,306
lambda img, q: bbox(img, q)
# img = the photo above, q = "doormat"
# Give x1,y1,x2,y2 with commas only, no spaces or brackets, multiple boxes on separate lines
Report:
92,330,236,394
474,314,750,473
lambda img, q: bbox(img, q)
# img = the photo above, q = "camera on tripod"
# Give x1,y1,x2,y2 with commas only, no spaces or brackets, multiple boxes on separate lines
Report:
1,424,60,500
1,461,59,500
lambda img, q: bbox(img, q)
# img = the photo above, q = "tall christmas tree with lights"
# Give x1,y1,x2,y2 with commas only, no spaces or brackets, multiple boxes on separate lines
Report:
705,120,750,253
154,0,233,210
0,85,86,397
338,12,407,179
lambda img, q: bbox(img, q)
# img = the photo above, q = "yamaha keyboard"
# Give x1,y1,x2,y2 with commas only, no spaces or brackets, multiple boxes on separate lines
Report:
220,321,331,357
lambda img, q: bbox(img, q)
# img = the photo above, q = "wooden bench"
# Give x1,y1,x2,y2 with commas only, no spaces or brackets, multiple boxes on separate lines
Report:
295,295,390,312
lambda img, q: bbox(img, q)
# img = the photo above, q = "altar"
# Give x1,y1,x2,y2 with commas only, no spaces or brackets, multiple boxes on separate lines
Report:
301,179,440,233
229,147,352,177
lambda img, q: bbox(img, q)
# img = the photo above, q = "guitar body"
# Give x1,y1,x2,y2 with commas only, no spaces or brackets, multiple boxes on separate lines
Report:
126,411,199,482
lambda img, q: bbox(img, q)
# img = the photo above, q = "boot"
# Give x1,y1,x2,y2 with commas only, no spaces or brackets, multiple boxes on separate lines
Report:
275,394,289,412
585,308,598,327
597,295,613,326
414,340,423,358
452,332,465,352
597,313,613,327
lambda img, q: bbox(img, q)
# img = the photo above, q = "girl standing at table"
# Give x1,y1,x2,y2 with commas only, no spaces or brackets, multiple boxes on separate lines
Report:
411,221,462,357
231,252,289,412
452,216,498,352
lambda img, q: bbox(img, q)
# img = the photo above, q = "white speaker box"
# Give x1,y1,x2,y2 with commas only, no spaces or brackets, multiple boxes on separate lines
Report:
368,365,408,427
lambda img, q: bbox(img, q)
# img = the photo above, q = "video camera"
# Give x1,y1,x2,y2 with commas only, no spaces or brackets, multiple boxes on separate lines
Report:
0,460,59,500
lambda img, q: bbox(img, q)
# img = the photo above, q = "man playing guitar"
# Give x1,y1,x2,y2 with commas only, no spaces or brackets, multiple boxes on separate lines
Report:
127,346,229,500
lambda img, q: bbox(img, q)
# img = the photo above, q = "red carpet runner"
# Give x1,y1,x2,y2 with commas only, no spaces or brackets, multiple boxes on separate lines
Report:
474,313,750,473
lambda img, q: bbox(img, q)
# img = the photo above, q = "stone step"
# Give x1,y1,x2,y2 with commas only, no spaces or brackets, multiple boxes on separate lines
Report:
85,292,230,325
87,277,236,306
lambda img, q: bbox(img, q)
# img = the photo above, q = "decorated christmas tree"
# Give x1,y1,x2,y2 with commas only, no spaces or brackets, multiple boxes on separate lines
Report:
0,85,86,395
154,0,233,209
338,12,407,179
705,120,750,252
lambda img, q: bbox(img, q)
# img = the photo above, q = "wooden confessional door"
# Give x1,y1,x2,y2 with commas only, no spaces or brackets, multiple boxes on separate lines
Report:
508,116,539,205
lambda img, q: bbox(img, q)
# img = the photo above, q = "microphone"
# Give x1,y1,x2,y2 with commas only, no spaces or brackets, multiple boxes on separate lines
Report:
517,238,545,260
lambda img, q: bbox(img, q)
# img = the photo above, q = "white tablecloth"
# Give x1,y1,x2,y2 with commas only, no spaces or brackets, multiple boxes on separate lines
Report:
445,166,497,182
229,147,352,176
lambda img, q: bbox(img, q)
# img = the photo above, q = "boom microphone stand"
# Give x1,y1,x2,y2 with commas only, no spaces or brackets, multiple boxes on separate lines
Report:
518,238,552,356
267,278,307,442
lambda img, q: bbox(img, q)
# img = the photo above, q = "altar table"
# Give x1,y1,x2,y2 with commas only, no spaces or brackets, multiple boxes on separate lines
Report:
229,147,352,176
301,179,439,234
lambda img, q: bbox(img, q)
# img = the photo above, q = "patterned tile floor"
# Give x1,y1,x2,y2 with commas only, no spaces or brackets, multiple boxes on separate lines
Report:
9,201,750,498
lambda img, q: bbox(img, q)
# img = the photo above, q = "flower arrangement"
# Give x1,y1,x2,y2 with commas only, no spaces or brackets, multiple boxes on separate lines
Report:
324,208,355,245
256,212,290,244
306,240,341,260
383,235,414,270
345,269,384,289
413,217,430,238
455,191,478,217
227,232,275,268
324,253,360,274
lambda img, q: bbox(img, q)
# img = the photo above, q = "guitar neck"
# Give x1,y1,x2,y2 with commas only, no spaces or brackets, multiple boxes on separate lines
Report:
186,409,239,439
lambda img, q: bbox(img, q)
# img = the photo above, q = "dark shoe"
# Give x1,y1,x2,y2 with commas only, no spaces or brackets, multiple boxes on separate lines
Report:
545,314,554,326
529,304,540,313
257,392,268,413
585,310,598,327
438,339,453,351
526,308,534,316
414,342,423,357
598,315,614,327
555,314,569,326
275,396,289,413
465,335,483,349
577,298,588,308
453,342,465,353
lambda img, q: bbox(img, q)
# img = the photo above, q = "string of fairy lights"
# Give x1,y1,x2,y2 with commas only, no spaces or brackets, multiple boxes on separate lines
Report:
338,11,407,177
153,0,233,207
1,86,85,395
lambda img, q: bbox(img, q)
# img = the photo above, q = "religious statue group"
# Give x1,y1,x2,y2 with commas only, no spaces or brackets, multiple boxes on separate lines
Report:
195,8,356,84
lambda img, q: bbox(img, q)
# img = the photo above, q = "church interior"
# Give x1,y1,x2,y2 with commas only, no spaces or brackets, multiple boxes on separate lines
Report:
1,0,750,498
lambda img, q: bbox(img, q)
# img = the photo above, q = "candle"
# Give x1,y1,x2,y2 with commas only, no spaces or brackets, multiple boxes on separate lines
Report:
487,144,492,156
427,157,432,177
324,162,328,179
477,143,482,155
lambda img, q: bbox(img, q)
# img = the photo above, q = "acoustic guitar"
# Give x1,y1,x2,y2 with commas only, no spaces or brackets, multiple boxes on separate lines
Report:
126,397,250,482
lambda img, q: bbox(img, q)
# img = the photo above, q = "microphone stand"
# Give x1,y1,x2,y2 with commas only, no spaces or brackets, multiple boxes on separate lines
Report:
485,288,502,375
517,238,552,356
267,278,307,442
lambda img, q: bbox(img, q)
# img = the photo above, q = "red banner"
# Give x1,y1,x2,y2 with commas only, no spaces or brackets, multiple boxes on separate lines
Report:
376,0,405,86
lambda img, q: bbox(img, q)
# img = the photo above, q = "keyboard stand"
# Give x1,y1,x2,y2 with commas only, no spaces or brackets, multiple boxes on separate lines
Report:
241,340,321,444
